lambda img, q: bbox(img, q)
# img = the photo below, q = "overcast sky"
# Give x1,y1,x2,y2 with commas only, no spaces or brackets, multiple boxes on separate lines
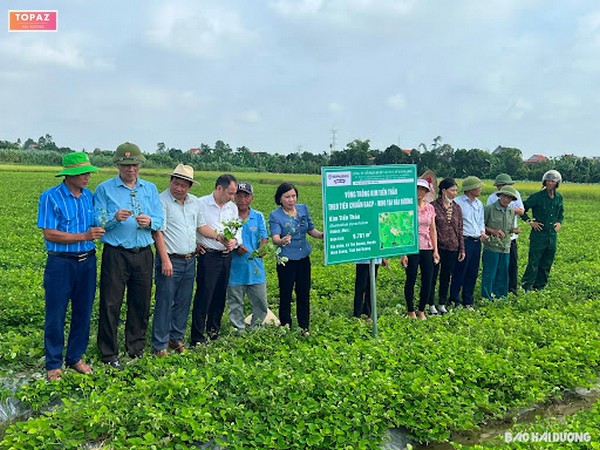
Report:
2,0,600,158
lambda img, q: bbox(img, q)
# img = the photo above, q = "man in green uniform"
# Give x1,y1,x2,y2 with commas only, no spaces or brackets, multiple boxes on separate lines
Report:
521,170,564,291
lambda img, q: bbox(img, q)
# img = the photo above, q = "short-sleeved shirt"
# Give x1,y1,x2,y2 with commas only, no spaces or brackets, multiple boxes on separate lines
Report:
38,182,96,253
268,204,315,260
196,194,242,250
229,208,268,286
94,175,163,248
159,190,204,255
417,203,436,251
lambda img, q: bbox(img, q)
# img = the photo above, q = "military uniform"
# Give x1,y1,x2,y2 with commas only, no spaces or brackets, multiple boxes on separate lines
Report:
521,189,564,291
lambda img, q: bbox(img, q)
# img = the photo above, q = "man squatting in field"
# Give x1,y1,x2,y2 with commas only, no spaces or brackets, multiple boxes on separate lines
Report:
38,152,104,381
94,142,163,370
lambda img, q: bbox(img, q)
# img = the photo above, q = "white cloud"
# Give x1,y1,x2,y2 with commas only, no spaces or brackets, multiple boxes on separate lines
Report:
270,0,323,16
147,2,256,59
328,102,343,113
236,110,261,124
386,93,406,110
0,36,85,69
507,98,533,120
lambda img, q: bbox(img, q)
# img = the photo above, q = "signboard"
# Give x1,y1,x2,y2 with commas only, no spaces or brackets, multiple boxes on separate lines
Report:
322,164,418,265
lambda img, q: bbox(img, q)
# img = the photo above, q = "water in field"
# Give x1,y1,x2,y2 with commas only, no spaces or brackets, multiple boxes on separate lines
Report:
410,384,600,449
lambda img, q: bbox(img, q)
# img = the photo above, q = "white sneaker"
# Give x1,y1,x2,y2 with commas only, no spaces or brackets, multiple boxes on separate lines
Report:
438,305,448,314
429,305,439,315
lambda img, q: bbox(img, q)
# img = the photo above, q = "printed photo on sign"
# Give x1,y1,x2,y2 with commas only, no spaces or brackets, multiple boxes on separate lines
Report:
378,211,415,249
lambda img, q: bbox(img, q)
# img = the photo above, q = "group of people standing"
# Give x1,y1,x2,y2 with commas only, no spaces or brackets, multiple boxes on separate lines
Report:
38,144,563,381
38,144,323,381
387,171,564,321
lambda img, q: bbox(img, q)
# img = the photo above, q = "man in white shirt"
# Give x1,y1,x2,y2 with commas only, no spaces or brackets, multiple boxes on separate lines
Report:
190,174,242,345
486,174,524,295
450,176,488,308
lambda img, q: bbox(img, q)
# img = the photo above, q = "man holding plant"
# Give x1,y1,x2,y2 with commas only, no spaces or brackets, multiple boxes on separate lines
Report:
190,174,242,345
227,182,269,333
94,142,163,370
38,152,104,381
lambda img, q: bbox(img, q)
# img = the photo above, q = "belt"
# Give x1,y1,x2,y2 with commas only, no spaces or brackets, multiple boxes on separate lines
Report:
48,249,95,262
465,236,480,242
169,253,195,260
204,248,231,257
106,244,151,254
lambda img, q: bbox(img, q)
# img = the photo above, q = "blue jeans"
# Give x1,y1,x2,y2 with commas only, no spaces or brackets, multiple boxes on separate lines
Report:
481,250,509,301
44,253,96,370
152,256,196,350
450,238,481,306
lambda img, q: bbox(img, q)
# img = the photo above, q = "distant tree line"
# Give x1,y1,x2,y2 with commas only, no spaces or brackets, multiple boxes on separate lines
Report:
1,135,599,183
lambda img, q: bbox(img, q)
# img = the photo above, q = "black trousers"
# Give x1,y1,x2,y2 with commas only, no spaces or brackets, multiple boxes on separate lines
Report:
353,264,379,317
276,256,311,330
97,244,153,362
430,249,458,306
404,250,434,313
190,251,232,343
508,240,518,295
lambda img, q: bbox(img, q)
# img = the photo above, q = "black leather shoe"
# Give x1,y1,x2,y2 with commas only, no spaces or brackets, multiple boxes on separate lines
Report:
105,359,124,371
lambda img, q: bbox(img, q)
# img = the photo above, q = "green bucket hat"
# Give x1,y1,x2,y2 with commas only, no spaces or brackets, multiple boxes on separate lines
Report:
497,185,518,200
461,176,484,192
112,142,146,165
493,173,514,186
55,152,100,177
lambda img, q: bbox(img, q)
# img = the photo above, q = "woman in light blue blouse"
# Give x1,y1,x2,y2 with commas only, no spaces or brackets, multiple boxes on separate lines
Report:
269,182,323,335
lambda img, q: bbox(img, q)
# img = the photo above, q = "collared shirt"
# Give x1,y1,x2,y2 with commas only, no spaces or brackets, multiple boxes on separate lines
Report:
196,193,242,250
483,200,516,253
229,208,268,286
417,203,436,250
521,189,564,234
487,189,524,240
455,194,485,238
269,204,315,260
159,190,205,255
94,175,163,249
38,181,96,253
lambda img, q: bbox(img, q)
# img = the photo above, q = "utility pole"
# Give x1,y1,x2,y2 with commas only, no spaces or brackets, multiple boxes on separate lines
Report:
330,128,337,154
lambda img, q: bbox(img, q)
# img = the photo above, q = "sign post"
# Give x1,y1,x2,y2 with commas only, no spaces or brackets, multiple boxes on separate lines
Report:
321,165,419,337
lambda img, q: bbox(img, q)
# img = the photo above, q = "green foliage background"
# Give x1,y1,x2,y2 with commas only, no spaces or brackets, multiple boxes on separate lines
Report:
0,166,599,449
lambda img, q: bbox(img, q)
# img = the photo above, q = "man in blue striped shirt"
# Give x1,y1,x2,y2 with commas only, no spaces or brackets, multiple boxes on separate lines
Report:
37,152,105,381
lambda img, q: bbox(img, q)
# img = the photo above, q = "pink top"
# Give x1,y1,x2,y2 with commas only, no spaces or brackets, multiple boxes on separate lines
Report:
418,203,436,250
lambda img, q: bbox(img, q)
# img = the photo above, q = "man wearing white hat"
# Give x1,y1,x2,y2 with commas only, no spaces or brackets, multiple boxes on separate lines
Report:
151,165,214,355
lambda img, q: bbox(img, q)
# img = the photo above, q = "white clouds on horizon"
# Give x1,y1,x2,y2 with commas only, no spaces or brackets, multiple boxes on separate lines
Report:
147,2,256,59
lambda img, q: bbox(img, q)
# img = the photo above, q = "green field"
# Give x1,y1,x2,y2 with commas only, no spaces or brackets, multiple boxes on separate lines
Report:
1,166,599,449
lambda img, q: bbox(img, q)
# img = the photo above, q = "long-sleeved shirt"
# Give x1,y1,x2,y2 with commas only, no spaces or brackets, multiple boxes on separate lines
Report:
94,175,163,249
483,200,516,253
487,190,524,240
454,194,485,238
431,198,464,254
521,189,564,235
